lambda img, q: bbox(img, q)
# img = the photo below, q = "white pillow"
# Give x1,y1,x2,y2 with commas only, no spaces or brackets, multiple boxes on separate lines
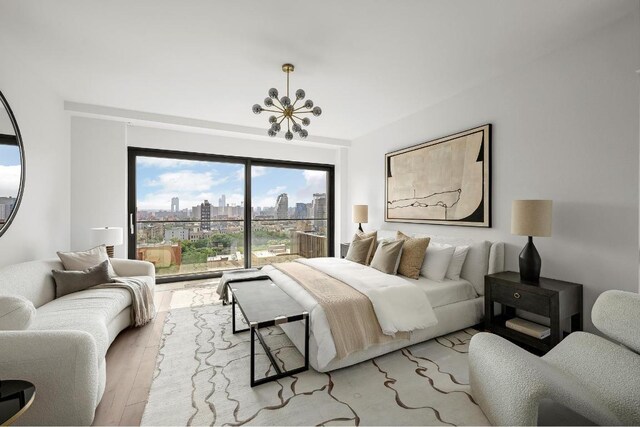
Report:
431,243,470,281
0,295,36,331
420,245,455,281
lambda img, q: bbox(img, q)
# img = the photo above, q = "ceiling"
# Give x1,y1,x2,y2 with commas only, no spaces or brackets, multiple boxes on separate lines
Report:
0,0,636,141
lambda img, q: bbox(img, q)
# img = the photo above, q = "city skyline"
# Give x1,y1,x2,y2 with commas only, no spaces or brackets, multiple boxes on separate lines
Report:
136,157,327,211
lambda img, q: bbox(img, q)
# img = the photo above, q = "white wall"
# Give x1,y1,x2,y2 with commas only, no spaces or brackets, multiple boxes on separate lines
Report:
70,118,344,257
0,48,70,267
347,13,640,331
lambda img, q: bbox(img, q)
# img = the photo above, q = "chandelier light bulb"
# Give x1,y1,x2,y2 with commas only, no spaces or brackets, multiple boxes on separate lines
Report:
252,64,323,141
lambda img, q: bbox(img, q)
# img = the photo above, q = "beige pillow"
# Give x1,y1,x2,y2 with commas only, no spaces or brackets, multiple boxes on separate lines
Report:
354,230,377,265
370,239,404,274
396,231,430,279
57,245,117,278
345,237,375,265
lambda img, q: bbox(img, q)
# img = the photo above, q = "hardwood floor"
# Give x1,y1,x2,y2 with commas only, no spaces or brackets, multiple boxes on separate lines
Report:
93,278,219,425
92,286,173,426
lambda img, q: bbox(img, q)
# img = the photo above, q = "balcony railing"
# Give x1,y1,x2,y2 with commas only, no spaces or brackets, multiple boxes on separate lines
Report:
135,218,327,277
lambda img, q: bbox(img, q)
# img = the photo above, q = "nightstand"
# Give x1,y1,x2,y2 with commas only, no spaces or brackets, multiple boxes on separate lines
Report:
340,243,350,258
485,271,583,353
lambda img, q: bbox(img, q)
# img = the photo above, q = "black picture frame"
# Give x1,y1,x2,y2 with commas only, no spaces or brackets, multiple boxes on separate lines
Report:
384,123,493,228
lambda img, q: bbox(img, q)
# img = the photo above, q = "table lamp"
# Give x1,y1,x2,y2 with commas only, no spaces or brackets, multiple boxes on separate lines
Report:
352,205,368,233
511,200,552,283
91,227,124,258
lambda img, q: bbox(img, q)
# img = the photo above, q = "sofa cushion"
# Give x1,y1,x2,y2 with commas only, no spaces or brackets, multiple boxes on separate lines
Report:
52,260,113,298
0,259,61,308
30,283,140,358
0,295,36,330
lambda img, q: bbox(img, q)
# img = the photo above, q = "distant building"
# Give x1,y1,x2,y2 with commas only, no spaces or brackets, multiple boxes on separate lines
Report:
312,193,327,230
192,204,201,220
171,197,179,212
276,193,289,219
164,227,189,242
0,197,16,221
218,195,226,210
201,200,211,231
294,203,307,219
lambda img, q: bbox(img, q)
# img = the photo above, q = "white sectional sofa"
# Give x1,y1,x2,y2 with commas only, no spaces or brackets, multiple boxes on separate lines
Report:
0,258,155,425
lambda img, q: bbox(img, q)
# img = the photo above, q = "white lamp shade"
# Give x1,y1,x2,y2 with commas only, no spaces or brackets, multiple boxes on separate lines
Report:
511,200,552,237
352,205,368,223
91,227,124,246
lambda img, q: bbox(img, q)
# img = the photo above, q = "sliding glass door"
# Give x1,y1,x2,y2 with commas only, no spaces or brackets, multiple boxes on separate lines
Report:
250,164,330,268
128,148,334,281
132,153,245,278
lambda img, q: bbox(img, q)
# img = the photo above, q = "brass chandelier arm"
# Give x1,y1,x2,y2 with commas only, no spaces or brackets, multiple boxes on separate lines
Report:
291,114,305,121
293,110,314,114
262,108,284,114
278,115,287,125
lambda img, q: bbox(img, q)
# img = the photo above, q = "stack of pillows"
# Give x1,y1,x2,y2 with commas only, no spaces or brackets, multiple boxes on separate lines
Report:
52,245,117,298
345,230,469,281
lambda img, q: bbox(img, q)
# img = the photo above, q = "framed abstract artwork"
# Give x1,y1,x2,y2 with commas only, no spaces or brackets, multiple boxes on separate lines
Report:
385,124,491,227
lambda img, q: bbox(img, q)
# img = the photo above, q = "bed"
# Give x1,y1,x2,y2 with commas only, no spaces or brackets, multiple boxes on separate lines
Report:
261,232,505,372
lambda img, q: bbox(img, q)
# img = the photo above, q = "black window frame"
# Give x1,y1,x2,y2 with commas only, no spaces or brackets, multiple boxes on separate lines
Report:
127,146,335,283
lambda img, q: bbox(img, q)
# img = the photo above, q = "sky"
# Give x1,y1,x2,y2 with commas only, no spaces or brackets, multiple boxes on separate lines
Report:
0,145,21,198
136,156,327,211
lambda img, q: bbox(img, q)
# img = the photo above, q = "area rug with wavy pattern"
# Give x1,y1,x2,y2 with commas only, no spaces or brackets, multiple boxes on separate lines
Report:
141,285,489,426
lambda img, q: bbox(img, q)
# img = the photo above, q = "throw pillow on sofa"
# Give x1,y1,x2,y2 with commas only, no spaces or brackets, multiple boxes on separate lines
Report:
51,259,113,298
57,244,117,277
0,294,36,330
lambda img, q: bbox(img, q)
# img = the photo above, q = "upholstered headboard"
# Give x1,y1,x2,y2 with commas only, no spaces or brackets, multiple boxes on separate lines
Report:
376,229,505,295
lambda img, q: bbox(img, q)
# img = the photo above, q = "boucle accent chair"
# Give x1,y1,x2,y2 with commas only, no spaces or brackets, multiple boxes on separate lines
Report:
469,290,640,426
0,258,155,425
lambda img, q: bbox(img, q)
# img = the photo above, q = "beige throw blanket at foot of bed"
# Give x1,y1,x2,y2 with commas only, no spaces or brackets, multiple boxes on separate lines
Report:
94,277,156,327
272,262,408,360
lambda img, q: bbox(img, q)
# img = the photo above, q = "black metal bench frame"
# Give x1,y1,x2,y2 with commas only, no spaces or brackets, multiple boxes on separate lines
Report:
228,282,310,387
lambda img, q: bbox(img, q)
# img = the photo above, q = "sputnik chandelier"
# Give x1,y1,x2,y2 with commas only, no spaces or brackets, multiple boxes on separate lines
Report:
252,63,322,140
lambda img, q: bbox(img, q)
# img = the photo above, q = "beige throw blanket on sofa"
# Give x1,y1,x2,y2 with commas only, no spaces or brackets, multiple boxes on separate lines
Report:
94,277,156,327
272,262,407,359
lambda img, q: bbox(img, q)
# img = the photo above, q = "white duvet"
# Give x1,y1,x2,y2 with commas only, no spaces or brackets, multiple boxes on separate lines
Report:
263,257,438,369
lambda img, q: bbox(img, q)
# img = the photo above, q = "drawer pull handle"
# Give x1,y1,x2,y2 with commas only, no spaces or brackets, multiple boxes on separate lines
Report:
514,292,521,299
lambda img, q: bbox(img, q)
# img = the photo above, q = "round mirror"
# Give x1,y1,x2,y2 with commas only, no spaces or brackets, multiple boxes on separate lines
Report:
0,91,25,238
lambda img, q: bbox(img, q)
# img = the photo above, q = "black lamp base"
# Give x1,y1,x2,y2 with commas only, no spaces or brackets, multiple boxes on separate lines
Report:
519,236,541,284
358,223,364,233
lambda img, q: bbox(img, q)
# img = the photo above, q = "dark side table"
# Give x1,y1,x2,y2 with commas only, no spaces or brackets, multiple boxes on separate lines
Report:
485,271,583,354
0,380,35,426
340,243,350,258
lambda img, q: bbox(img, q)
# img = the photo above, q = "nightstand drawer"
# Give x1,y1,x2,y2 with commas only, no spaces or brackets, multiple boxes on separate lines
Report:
491,282,550,316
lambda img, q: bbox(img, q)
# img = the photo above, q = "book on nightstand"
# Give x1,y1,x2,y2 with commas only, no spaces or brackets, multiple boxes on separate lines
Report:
505,317,551,339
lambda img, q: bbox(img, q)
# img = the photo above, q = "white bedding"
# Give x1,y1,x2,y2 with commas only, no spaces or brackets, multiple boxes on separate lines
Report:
295,258,438,335
402,275,478,308
263,258,475,370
